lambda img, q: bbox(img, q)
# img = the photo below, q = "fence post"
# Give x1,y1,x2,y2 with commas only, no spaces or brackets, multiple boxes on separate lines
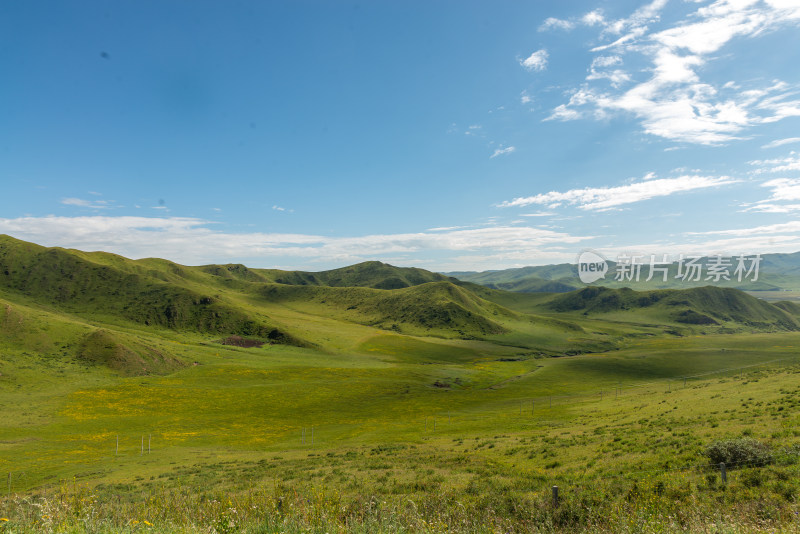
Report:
719,462,727,483
552,485,559,507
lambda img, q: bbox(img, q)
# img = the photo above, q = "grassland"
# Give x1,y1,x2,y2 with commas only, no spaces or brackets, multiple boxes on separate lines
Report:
1,236,800,532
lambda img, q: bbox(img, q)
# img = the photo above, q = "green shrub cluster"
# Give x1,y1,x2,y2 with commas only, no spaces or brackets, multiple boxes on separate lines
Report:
705,437,774,468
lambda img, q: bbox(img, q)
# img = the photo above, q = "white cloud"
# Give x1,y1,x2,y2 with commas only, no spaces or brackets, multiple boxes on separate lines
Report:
537,9,606,32
582,9,606,26
0,216,593,270
520,212,555,217
61,197,116,209
762,137,800,149
539,17,575,31
546,0,800,144
586,55,631,87
760,178,800,201
520,49,548,71
743,202,800,213
490,146,516,158
741,154,800,210
749,151,800,173
591,56,622,69
498,175,738,211
426,226,468,232
689,220,800,236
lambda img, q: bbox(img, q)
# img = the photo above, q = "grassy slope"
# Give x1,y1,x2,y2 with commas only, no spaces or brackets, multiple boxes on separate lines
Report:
0,235,297,343
202,260,455,289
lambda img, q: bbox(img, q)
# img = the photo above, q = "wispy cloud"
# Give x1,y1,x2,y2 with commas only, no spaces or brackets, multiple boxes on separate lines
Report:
689,220,800,237
543,0,800,144
519,49,548,71
499,175,738,211
490,146,516,158
749,151,800,174
742,177,800,212
586,55,630,88
0,216,593,269
61,197,117,209
539,17,575,32
538,9,606,32
762,137,800,149
520,212,555,217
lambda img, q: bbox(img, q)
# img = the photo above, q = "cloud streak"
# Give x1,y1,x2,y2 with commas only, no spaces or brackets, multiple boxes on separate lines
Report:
762,137,800,149
499,175,737,211
490,146,516,158
61,197,117,210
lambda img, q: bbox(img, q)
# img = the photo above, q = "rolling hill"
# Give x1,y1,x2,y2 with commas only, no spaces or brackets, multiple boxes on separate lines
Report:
545,285,800,331
2,234,800,379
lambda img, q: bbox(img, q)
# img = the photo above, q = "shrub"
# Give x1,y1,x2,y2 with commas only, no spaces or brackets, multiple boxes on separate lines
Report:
705,437,773,468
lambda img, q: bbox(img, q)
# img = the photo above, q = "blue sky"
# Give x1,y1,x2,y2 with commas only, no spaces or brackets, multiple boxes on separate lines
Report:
2,0,800,271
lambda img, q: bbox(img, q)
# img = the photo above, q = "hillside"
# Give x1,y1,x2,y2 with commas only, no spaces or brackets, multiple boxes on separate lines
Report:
544,285,800,331
258,280,518,336
0,235,299,343
201,261,455,290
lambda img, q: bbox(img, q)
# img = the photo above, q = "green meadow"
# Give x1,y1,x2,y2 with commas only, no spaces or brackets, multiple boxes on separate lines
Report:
1,236,800,532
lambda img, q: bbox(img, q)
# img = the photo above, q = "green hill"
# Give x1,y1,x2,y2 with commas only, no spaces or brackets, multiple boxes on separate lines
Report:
545,286,800,331
2,234,797,362
258,280,513,336
77,329,184,376
244,261,456,289
0,235,299,344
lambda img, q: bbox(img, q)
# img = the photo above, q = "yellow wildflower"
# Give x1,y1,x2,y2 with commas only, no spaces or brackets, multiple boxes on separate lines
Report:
0,518,8,522
144,520,153,526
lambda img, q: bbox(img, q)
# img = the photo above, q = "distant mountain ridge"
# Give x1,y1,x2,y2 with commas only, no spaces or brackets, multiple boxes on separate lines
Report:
447,252,800,293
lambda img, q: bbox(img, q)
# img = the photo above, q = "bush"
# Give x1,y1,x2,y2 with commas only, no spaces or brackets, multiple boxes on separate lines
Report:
705,437,773,468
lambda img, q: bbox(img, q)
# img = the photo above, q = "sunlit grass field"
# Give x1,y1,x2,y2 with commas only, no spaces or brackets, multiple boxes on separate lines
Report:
2,327,800,532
